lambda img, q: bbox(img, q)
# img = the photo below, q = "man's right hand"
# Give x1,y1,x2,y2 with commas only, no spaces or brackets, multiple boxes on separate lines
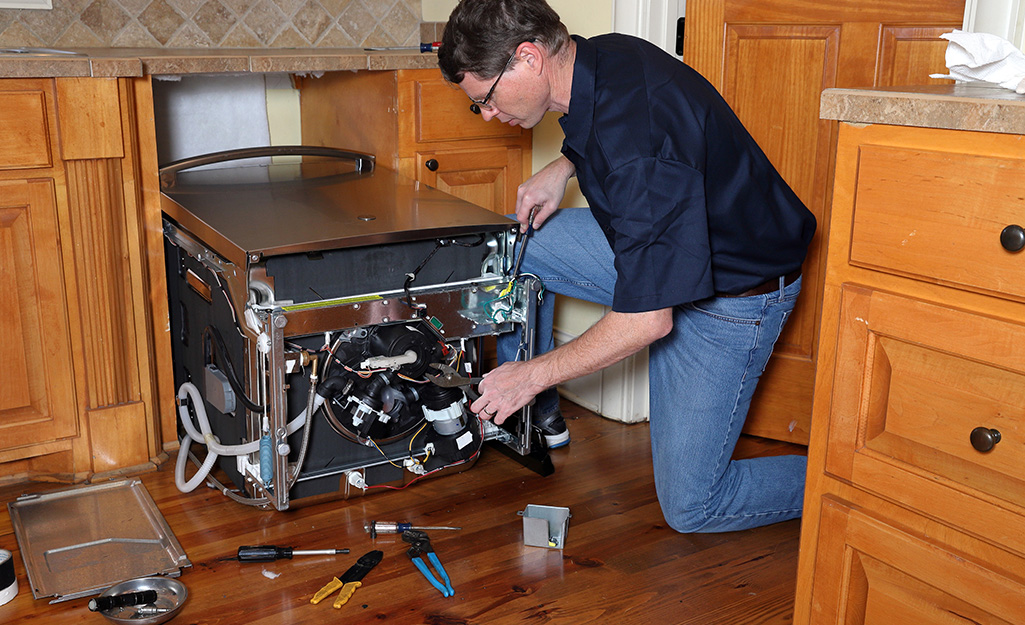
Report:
515,155,576,230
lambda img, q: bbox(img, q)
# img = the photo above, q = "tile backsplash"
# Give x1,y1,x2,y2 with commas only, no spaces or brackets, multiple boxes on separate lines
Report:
0,0,426,48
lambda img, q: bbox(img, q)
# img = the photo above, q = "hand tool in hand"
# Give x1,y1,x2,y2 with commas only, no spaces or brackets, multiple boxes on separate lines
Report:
236,545,349,562
88,589,158,612
402,530,455,597
426,363,534,415
310,550,383,609
364,520,462,538
511,205,538,280
425,363,483,401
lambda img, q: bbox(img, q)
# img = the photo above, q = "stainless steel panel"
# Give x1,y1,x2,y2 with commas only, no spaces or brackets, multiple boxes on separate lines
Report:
161,157,513,260
8,480,190,603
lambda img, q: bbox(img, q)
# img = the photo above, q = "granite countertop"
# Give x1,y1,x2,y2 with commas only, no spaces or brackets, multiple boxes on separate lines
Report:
0,47,441,78
821,83,1025,135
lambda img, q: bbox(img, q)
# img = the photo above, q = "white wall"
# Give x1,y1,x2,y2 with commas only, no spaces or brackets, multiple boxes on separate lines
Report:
963,0,1025,50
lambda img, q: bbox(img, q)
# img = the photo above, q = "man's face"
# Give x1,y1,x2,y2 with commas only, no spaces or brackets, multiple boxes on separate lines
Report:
460,59,547,129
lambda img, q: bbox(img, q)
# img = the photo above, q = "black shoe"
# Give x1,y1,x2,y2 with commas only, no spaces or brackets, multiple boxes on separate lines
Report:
534,410,570,449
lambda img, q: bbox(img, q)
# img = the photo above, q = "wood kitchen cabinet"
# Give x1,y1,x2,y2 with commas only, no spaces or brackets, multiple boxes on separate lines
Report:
298,68,530,215
0,76,165,482
0,80,78,460
794,121,1025,624
684,0,965,444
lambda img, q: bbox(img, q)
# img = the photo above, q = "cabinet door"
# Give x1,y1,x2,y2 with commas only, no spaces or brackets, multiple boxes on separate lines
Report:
683,0,965,444
0,179,78,450
0,81,53,170
810,497,1024,625
407,71,524,144
414,146,523,215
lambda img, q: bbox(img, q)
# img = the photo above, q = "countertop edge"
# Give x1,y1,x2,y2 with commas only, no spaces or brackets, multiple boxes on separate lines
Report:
0,48,439,78
820,84,1025,135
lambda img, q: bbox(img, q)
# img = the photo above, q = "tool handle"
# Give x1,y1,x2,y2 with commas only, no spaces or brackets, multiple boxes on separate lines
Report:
332,581,361,608
428,553,455,596
88,590,159,612
310,577,344,605
367,521,412,536
237,545,291,562
412,558,450,597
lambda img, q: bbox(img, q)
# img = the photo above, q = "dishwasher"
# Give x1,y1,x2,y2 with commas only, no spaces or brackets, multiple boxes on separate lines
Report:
160,146,550,511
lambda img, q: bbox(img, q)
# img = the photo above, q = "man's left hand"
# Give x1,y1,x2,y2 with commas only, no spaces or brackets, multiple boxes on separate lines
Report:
470,360,545,425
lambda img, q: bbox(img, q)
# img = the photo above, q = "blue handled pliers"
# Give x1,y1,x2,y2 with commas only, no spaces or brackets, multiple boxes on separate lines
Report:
402,530,454,597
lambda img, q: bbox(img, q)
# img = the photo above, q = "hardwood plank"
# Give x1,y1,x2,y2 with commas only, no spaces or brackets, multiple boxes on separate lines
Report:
0,401,802,623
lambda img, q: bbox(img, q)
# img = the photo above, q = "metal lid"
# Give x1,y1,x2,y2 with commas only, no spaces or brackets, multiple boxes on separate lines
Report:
161,153,514,264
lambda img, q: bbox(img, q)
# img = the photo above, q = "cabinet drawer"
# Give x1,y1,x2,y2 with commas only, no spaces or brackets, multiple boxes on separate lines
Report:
850,144,1025,300
825,285,1025,550
810,497,1025,624
410,76,524,143
0,87,52,170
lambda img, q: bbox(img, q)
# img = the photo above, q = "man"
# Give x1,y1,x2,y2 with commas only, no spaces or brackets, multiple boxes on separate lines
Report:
438,0,815,533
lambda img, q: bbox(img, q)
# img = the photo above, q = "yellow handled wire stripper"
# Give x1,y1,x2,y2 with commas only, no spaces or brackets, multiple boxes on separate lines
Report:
310,549,383,609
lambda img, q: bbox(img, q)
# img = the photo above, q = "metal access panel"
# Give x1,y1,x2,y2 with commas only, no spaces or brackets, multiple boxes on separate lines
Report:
8,480,190,603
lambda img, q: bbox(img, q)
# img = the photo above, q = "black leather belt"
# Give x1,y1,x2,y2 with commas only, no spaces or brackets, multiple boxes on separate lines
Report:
719,269,801,298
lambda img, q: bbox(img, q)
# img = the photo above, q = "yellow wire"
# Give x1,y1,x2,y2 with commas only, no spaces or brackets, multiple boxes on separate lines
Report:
407,423,430,468
369,438,406,468
368,420,432,470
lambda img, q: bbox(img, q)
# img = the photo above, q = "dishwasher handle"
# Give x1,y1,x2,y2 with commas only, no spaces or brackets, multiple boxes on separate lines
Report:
159,145,375,188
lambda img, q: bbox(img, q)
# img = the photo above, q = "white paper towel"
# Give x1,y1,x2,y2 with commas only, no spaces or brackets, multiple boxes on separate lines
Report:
930,29,1025,94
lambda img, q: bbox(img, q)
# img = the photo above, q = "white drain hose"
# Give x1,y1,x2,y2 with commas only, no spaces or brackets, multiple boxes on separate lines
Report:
175,382,315,493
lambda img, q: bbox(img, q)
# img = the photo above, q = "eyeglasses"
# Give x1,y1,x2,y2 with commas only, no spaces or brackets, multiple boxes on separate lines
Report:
469,53,516,115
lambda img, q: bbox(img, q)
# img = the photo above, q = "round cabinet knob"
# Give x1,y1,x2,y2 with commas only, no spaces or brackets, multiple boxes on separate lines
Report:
425,159,439,172
969,427,1001,453
1000,225,1025,252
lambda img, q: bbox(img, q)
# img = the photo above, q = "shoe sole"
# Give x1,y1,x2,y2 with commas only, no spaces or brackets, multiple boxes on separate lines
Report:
544,430,570,449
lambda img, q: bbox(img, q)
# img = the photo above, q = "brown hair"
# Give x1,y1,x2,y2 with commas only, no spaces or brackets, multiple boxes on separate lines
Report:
438,0,570,83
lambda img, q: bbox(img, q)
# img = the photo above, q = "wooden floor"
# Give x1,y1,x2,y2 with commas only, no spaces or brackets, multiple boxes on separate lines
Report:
0,401,803,624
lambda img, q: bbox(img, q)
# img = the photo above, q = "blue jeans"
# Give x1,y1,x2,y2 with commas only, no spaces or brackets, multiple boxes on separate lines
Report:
498,208,806,532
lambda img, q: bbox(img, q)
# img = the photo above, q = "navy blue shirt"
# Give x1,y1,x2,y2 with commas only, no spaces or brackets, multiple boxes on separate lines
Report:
559,34,816,313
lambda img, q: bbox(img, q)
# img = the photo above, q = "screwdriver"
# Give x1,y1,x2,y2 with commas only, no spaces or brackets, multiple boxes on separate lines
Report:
511,205,538,280
364,520,461,538
88,590,158,612
236,545,349,562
